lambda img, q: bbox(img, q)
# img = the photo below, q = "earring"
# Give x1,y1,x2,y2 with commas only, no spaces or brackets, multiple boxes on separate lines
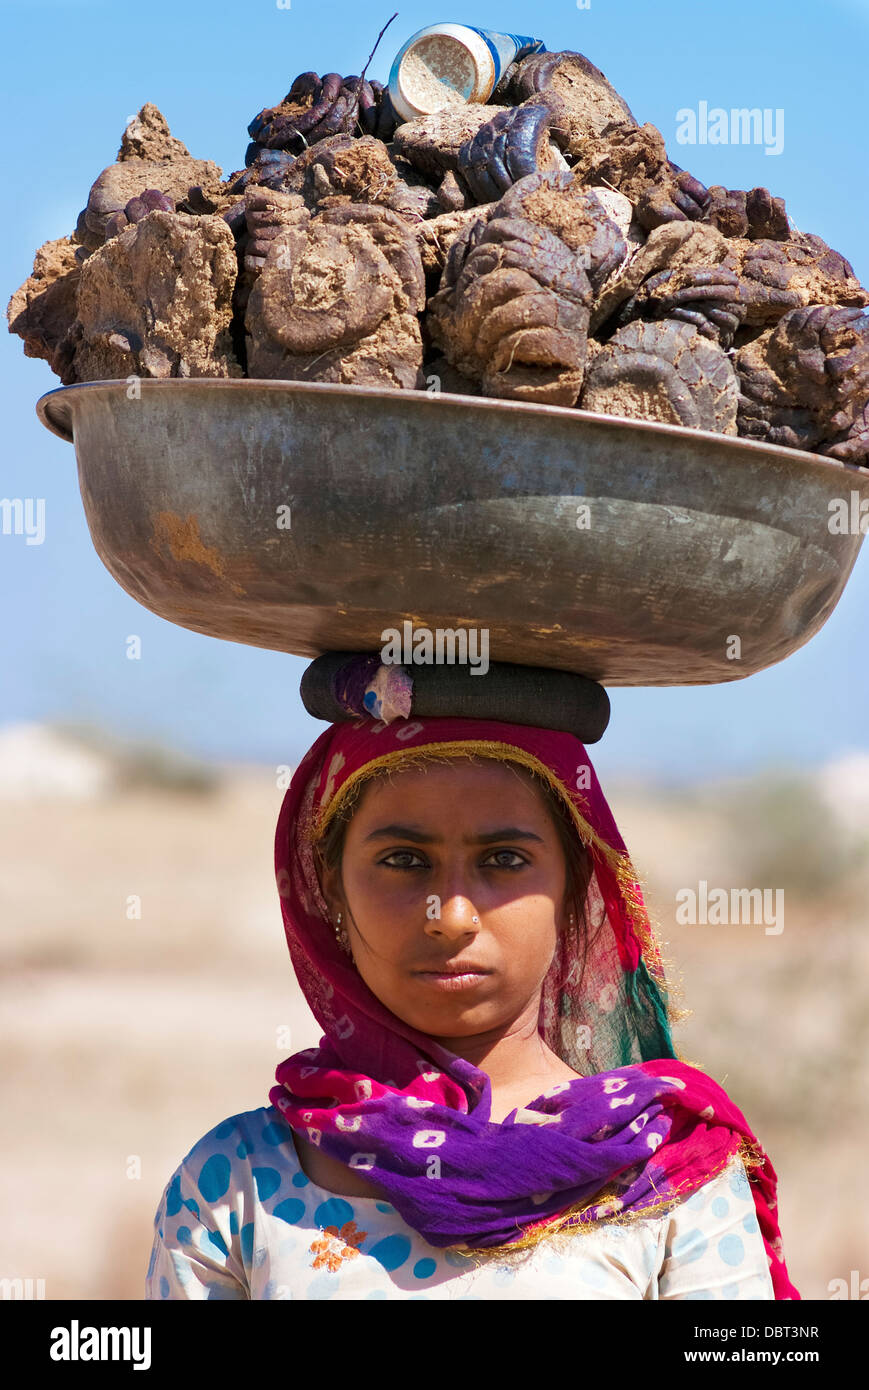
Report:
332,910,351,954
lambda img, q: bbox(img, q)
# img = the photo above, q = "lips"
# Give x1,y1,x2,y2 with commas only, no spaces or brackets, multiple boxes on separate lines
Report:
411,963,492,976
411,963,493,993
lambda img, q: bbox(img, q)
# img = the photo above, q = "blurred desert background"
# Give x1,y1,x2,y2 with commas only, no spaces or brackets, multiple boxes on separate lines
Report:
1,718,867,1301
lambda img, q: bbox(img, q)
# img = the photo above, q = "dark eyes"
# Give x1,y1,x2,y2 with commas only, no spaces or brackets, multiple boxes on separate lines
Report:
379,849,528,870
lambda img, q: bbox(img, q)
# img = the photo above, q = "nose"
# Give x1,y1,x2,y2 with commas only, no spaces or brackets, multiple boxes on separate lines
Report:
425,888,481,938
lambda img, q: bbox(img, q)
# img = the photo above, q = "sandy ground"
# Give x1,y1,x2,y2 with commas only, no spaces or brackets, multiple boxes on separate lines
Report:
1,755,866,1300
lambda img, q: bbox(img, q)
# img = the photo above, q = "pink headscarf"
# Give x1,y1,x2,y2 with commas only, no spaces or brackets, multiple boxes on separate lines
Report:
269,714,800,1298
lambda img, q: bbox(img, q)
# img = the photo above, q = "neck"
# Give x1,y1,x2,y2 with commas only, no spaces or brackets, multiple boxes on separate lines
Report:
430,1010,570,1099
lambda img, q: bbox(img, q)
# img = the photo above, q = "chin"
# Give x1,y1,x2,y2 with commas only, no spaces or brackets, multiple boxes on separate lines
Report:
384,989,490,1032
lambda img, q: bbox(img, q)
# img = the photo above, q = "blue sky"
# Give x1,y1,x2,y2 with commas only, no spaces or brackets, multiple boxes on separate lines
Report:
1,0,867,779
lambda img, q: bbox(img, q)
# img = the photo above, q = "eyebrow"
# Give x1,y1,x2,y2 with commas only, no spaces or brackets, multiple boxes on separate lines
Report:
363,825,546,845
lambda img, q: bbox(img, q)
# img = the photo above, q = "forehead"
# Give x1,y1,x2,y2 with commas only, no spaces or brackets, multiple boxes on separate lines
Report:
349,758,552,821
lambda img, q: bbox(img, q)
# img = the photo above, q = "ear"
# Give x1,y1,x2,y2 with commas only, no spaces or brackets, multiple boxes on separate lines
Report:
318,860,344,919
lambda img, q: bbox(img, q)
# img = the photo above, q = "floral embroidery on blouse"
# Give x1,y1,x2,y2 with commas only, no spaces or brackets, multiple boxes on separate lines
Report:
309,1219,367,1272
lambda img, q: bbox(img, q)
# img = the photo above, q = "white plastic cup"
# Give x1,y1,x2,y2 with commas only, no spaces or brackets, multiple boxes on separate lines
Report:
388,24,545,124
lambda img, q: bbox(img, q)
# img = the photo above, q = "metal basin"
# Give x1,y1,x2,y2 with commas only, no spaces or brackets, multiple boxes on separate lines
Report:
36,378,869,686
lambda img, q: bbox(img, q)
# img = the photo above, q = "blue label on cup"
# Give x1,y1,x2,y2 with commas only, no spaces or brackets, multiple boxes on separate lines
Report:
470,28,546,84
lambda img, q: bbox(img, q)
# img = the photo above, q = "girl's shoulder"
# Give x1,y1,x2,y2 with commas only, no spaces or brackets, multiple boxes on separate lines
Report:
183,1104,295,1152
662,1150,755,1229
147,1107,303,1301
682,1150,755,1209
169,1105,303,1195
655,1152,773,1298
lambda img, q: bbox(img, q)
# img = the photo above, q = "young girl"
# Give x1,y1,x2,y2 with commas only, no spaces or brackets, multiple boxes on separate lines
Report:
145,712,799,1299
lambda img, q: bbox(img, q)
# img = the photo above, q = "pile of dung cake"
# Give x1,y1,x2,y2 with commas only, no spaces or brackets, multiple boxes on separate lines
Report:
8,49,869,466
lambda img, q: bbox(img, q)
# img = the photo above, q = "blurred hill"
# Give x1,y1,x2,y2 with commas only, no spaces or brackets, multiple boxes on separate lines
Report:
0,721,866,1300
0,720,223,799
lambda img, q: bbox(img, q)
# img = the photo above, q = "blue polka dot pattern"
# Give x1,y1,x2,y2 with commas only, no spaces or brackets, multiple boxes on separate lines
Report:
682,1188,708,1213
711,1197,729,1218
413,1258,437,1279
202,1229,229,1259
729,1164,751,1199
205,1281,233,1300
672,1229,708,1263
368,1235,411,1271
252,1167,282,1201
240,1223,255,1265
718,1234,745,1267
291,1171,309,1188
198,1154,231,1202
262,1121,291,1146
578,1261,608,1288
306,1272,340,1300
273,1198,306,1226
314,1197,354,1228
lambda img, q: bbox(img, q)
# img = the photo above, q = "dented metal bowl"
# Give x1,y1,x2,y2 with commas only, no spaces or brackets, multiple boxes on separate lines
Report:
35,377,869,685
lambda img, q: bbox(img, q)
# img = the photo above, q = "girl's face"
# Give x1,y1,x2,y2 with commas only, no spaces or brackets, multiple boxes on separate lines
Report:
319,760,569,1045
